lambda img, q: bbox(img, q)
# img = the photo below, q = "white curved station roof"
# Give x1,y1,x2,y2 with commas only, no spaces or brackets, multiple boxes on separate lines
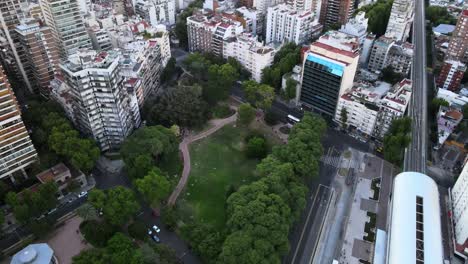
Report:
387,172,444,264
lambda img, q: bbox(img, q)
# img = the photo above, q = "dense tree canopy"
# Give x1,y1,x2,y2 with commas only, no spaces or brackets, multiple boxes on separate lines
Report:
5,182,58,223
136,169,172,206
120,126,178,178
426,6,457,25
88,187,140,226
381,66,405,85
383,117,412,165
261,43,301,90
242,80,275,110
145,85,209,128
217,113,325,263
357,0,393,37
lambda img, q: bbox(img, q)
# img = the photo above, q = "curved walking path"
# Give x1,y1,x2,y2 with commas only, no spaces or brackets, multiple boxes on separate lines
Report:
168,110,238,206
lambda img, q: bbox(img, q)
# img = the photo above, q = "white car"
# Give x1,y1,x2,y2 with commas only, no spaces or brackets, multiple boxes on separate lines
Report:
152,225,161,233
78,191,88,198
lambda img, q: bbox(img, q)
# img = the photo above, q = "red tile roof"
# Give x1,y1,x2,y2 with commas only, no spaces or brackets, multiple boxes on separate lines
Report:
312,42,359,58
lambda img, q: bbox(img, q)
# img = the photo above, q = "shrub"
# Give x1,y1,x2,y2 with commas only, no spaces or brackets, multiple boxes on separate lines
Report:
161,207,177,231
212,104,233,119
245,136,267,159
80,220,117,247
128,221,147,240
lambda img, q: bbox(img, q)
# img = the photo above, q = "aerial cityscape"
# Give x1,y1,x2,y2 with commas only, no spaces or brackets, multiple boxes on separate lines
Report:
0,0,467,263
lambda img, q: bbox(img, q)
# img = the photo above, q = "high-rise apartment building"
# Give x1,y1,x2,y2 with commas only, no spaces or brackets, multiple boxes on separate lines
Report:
0,0,32,92
319,0,355,28
339,11,368,46
59,50,141,151
187,11,244,57
265,4,321,45
436,60,466,92
0,66,38,180
447,10,468,63
452,160,468,254
39,0,92,58
299,31,360,117
384,0,414,42
15,19,60,96
252,0,284,14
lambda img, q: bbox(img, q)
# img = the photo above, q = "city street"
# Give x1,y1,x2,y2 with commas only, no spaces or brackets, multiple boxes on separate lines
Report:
404,0,428,173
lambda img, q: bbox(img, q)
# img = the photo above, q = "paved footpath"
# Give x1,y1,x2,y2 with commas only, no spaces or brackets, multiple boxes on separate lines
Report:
167,110,238,206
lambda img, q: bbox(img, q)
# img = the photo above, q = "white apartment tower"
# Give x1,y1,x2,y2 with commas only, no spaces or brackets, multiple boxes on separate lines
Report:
39,0,92,58
135,0,176,26
223,33,276,82
286,0,312,11
452,160,468,250
265,4,319,45
59,50,141,151
384,0,414,42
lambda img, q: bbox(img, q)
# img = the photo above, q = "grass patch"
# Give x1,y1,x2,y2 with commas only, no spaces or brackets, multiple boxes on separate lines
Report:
363,212,377,242
338,168,349,177
370,178,381,201
179,125,259,230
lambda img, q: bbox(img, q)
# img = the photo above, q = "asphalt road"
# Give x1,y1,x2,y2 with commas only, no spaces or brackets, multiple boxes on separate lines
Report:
404,0,428,174
289,185,333,264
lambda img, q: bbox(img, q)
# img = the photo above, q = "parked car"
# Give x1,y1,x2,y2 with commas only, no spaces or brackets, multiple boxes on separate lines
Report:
148,229,160,243
78,191,88,198
152,225,161,233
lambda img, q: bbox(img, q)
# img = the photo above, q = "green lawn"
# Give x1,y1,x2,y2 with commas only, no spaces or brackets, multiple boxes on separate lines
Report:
180,124,259,230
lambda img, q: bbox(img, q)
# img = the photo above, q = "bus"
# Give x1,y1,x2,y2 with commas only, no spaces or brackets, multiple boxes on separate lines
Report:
287,114,300,125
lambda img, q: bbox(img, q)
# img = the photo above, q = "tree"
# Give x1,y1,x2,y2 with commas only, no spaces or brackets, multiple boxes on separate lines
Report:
146,85,209,127
340,108,348,129
426,6,457,25
262,43,301,90
128,221,147,240
120,125,178,173
204,63,239,104
76,203,98,221
357,0,393,37
136,169,172,207
383,117,412,165
242,81,275,110
88,187,141,226
106,233,143,264
80,219,117,247
430,98,449,116
161,57,177,83
72,248,106,264
238,103,256,126
381,66,405,84
245,136,267,159
284,78,297,100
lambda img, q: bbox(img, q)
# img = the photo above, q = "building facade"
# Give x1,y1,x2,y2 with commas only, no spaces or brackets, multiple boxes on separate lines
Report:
452,160,468,255
319,0,355,28
39,0,92,58
368,36,413,75
134,0,176,26
15,19,60,96
447,10,468,63
384,0,414,42
0,66,37,180
339,11,368,47
265,4,320,45
187,11,244,57
299,31,360,117
335,81,391,136
0,0,32,92
373,79,412,140
436,60,466,91
223,33,276,82
59,50,141,151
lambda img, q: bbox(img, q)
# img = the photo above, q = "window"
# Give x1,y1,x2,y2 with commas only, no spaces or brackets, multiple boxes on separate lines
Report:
416,196,424,263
